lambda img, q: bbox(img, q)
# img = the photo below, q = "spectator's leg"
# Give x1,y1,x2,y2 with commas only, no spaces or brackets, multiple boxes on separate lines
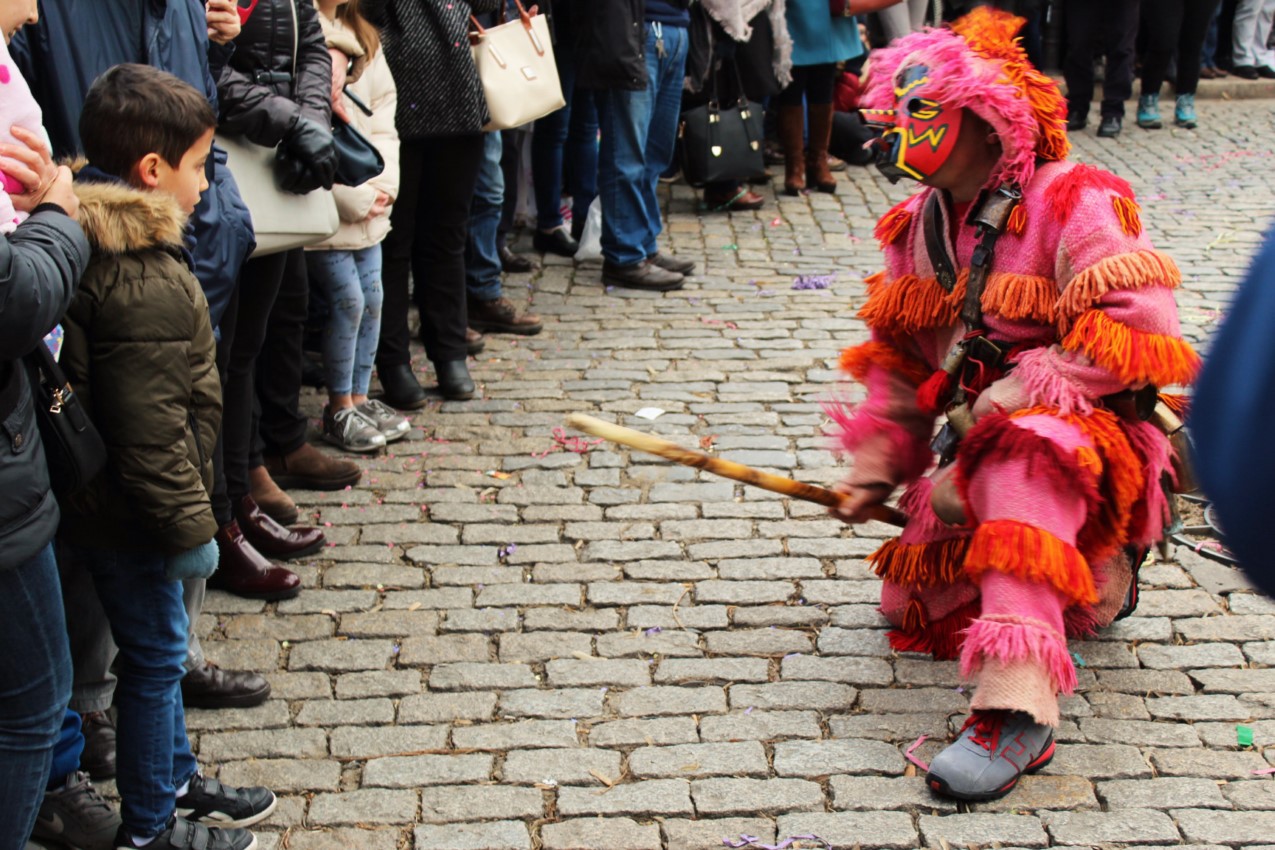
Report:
1063,0,1100,124
466,132,506,304
376,140,425,375
256,248,310,459
640,23,691,260
1103,0,1141,118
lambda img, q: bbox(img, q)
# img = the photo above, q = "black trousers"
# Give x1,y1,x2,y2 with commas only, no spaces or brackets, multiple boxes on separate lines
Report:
1063,0,1140,119
1140,0,1223,97
776,63,837,107
376,134,486,368
216,248,309,510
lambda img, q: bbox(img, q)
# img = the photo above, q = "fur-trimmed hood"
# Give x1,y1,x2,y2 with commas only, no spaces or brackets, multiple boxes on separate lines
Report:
72,175,189,257
861,7,1069,190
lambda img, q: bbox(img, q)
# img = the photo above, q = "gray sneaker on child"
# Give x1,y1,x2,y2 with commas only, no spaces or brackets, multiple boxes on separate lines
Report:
323,405,386,453
356,398,411,443
33,771,121,850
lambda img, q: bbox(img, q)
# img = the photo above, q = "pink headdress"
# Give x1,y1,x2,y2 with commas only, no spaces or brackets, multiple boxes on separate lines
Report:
861,8,1070,190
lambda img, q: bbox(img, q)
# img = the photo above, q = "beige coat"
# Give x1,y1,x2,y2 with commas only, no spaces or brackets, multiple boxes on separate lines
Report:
310,10,400,252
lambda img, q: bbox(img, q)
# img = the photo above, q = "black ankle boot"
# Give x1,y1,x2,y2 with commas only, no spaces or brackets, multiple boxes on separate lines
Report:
434,360,475,400
377,363,428,410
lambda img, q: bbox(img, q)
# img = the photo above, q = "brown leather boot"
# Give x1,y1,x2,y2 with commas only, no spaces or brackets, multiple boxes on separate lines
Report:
248,465,298,525
779,105,807,196
263,443,361,491
805,102,837,193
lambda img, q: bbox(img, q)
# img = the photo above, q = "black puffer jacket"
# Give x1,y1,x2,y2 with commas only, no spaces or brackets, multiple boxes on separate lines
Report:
361,0,501,140
217,0,332,147
0,208,90,568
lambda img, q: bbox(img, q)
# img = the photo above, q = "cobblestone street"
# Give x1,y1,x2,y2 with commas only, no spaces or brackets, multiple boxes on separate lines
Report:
184,101,1275,849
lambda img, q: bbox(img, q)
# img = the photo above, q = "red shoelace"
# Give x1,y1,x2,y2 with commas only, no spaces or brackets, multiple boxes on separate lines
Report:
961,710,1005,753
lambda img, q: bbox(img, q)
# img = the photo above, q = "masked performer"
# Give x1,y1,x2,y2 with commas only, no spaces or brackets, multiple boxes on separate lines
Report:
828,8,1197,801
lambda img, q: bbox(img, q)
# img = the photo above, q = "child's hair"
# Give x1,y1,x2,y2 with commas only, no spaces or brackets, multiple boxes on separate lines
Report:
79,64,217,180
336,0,381,58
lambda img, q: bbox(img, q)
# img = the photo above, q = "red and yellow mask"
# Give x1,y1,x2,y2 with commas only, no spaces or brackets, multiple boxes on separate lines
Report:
861,65,964,183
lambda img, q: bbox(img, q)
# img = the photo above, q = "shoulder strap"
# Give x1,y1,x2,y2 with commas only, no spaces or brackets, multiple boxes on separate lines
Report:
922,191,959,295
962,184,1021,331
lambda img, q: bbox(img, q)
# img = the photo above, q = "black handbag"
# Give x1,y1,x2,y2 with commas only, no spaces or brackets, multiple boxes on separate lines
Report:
24,341,106,497
678,62,766,187
332,87,385,188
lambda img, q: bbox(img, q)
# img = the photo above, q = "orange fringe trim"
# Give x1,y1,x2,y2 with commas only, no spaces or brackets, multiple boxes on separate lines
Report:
1006,204,1027,236
902,597,926,632
838,341,932,387
950,8,1070,164
858,271,963,334
1159,392,1191,420
870,537,969,588
981,272,1059,324
1055,250,1182,324
964,520,1098,606
1062,310,1201,388
889,599,981,660
875,203,913,247
1112,196,1142,237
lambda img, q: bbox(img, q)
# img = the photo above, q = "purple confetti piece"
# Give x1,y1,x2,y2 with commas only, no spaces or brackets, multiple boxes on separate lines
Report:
643,626,663,636
744,705,754,715
792,274,834,290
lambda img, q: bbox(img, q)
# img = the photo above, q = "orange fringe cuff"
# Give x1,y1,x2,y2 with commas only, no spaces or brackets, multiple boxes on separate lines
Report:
839,341,932,387
1056,250,1181,323
858,271,964,334
870,536,969,588
1062,310,1201,388
875,203,913,246
964,519,1098,606
1112,196,1142,236
981,272,1059,324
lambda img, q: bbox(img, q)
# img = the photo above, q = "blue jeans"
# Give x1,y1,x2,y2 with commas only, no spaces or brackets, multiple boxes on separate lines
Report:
595,22,689,267
1201,2,1222,67
532,42,599,233
66,544,198,838
465,132,505,302
0,543,71,850
307,246,384,397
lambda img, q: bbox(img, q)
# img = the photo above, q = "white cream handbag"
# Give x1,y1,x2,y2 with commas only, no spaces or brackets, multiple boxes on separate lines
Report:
469,1,566,131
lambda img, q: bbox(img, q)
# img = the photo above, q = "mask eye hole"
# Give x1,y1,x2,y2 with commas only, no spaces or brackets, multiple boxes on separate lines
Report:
907,98,925,114
908,98,941,120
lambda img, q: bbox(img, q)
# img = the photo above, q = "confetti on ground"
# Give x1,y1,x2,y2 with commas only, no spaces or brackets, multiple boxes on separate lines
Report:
485,470,512,479
699,435,717,450
497,543,518,559
643,626,663,636
770,217,782,226
532,426,605,458
905,734,930,771
792,274,834,290
1253,767,1275,776
635,407,665,420
1239,725,1255,747
723,834,830,849
1071,651,1087,668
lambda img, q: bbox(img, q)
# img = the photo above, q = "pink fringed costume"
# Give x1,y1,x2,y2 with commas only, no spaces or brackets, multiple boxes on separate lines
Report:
830,11,1197,727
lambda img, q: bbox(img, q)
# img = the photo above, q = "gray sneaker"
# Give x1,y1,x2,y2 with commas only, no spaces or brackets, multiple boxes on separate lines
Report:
33,770,121,850
323,405,386,453
356,399,411,443
926,710,1055,801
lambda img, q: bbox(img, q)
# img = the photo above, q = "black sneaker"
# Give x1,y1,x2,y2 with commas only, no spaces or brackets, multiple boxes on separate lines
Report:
175,775,276,829
115,816,255,850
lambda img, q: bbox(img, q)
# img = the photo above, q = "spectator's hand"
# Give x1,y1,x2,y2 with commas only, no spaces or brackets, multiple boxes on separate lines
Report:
206,0,241,45
828,480,892,525
329,48,352,123
38,166,79,221
280,117,337,192
368,190,391,219
0,125,59,212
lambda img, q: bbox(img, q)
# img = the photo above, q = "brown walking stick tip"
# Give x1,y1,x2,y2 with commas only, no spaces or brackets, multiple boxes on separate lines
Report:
565,414,907,528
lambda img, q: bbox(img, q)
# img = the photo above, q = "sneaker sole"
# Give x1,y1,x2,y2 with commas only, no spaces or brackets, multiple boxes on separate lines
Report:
322,432,386,454
180,795,277,830
925,738,1055,802
1137,120,1162,129
601,274,684,293
467,320,544,336
382,428,411,444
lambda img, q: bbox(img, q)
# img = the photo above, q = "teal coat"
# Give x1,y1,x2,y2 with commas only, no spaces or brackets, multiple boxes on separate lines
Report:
786,0,865,67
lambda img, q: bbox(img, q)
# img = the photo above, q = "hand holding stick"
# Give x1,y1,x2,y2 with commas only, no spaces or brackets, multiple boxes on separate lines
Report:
565,414,907,528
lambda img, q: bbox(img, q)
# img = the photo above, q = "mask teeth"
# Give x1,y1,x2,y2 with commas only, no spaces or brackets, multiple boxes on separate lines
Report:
859,108,898,129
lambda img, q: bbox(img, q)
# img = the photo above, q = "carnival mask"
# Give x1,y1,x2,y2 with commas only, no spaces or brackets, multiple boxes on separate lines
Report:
861,65,964,183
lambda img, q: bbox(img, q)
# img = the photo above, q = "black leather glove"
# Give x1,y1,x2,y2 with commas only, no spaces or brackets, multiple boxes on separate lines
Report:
277,116,337,193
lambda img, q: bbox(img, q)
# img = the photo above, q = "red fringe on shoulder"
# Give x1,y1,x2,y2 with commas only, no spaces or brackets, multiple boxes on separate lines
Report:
964,520,1098,606
889,599,980,660
875,202,914,247
1045,163,1135,225
1055,250,1181,324
839,341,932,387
1062,310,1201,388
858,272,963,334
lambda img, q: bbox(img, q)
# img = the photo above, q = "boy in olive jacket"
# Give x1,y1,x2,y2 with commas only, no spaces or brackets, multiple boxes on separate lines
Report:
57,65,276,850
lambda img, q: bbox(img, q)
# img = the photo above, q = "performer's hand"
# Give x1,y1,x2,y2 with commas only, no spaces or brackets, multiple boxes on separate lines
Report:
971,371,1030,422
829,480,892,524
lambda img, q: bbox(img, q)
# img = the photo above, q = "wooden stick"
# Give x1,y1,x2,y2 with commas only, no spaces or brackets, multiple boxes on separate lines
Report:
565,413,907,528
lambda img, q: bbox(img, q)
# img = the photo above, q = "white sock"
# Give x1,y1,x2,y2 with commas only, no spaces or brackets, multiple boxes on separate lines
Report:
175,778,191,798
130,833,157,848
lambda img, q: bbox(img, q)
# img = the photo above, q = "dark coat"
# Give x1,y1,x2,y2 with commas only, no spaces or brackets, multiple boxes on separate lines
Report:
217,0,333,146
0,209,90,568
11,0,256,330
360,0,501,139
569,0,648,91
58,181,221,556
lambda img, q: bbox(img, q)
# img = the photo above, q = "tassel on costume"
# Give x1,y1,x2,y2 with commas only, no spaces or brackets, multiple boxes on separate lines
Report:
1112,196,1143,237
870,536,969,588
839,341,932,387
1062,309,1201,388
980,272,1058,324
888,599,981,660
1055,249,1181,325
858,271,963,334
1006,204,1027,236
960,615,1078,694
963,520,1098,606
915,370,954,417
874,203,914,246
1158,392,1191,420
1045,163,1135,225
